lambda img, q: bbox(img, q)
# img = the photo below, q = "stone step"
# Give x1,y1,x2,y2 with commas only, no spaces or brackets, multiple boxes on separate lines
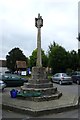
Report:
29,79,50,84
23,82,53,88
21,86,57,95
17,91,62,102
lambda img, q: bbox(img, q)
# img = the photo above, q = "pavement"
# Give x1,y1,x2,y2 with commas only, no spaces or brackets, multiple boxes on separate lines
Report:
1,87,80,117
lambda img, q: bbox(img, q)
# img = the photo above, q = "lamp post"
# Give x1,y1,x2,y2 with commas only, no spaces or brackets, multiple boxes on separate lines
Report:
77,33,80,55
76,33,80,70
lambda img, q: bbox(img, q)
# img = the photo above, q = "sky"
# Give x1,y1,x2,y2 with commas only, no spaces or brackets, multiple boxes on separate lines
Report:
78,1,80,49
0,0,79,60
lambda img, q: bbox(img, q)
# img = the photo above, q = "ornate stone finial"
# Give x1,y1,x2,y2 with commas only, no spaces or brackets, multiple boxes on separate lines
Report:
35,13,43,28
38,13,40,18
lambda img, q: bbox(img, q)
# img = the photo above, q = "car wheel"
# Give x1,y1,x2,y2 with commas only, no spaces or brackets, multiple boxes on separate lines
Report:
77,80,80,85
70,82,72,85
51,78,53,83
50,78,52,83
59,81,62,85
2,88,4,92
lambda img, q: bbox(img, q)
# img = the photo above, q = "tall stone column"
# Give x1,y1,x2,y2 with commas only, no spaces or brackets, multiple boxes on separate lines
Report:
37,27,42,67
35,13,43,67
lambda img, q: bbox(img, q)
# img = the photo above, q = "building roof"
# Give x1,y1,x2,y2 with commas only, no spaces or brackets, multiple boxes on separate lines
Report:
16,61,27,69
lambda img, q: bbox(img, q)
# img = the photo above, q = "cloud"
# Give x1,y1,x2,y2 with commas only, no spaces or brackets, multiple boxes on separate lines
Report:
0,0,79,59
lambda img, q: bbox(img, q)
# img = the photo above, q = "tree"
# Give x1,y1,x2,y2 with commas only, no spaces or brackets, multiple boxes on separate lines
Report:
6,47,28,72
29,49,37,68
48,42,67,74
29,49,48,68
48,41,79,74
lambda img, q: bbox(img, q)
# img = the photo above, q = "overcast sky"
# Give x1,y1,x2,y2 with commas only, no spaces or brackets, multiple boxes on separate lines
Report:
0,0,79,60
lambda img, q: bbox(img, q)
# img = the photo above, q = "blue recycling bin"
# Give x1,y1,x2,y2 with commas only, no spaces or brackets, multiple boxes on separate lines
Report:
10,89,18,98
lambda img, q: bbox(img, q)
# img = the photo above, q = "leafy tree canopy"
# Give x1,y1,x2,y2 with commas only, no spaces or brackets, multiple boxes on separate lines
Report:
48,42,67,73
29,48,48,68
6,47,28,72
48,41,79,74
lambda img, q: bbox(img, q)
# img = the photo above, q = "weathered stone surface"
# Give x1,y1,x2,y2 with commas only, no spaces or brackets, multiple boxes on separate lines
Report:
17,90,62,102
21,86,57,95
19,13,62,101
32,67,47,79
36,28,42,67
35,13,43,67
23,82,53,88
29,79,49,84
20,64,62,100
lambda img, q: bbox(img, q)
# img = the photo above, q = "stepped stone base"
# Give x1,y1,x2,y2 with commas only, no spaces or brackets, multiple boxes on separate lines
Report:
17,91,62,102
19,67,62,101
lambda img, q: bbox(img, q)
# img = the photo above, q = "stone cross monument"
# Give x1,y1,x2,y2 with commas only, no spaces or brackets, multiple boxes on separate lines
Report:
35,13,43,67
20,13,62,102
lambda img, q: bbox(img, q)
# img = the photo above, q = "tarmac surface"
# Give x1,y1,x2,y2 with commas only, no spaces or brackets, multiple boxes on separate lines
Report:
1,87,80,117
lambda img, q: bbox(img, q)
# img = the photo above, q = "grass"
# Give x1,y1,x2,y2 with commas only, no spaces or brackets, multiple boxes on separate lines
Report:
21,75,31,80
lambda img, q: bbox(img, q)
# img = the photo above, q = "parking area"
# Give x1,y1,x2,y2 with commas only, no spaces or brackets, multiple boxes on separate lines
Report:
53,83,79,96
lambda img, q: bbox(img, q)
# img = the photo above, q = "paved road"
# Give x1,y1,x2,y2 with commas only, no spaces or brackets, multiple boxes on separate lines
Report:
53,83,79,96
2,108,79,119
0,109,2,120
1,83,80,119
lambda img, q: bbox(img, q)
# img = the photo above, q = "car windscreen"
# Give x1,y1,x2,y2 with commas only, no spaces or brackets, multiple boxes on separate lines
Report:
77,72,80,75
62,73,68,77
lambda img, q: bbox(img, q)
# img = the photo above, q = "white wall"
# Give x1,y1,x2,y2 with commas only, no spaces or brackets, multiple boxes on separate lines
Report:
0,67,8,74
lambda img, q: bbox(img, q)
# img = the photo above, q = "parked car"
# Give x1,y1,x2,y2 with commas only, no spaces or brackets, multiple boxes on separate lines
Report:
71,71,80,85
51,73,72,85
0,73,28,87
5,70,13,74
0,80,6,91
